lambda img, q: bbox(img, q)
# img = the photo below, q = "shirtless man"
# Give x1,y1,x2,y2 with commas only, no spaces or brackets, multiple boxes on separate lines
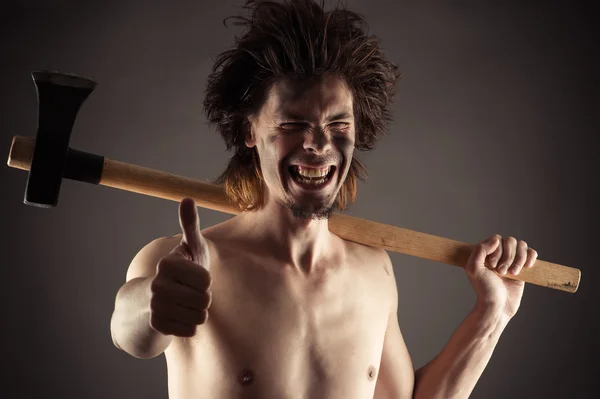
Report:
110,1,539,398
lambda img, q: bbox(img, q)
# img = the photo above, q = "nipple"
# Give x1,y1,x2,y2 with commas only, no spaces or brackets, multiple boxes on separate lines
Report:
237,369,254,386
367,365,377,381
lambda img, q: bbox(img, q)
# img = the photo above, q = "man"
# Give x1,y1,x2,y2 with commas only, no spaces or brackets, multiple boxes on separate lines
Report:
110,1,539,398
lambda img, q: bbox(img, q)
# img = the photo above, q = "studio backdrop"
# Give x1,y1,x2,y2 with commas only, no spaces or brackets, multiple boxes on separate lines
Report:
1,1,598,398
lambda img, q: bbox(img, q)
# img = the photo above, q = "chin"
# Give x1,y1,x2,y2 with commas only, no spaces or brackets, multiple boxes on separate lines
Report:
290,205,335,220
285,196,339,221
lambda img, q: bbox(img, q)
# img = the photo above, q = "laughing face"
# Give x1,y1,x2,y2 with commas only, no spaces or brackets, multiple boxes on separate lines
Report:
245,74,356,220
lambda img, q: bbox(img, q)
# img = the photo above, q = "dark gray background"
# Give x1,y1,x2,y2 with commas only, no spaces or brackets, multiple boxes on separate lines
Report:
1,1,598,398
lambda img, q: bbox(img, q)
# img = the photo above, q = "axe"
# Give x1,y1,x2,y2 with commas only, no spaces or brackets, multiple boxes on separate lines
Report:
6,71,581,293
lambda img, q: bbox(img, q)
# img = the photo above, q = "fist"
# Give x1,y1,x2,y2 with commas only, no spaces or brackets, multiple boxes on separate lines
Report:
149,198,212,338
465,234,539,318
483,234,538,276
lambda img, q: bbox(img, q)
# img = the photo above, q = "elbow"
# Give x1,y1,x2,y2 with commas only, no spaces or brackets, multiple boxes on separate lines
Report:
111,333,165,359
127,348,165,360
110,315,165,360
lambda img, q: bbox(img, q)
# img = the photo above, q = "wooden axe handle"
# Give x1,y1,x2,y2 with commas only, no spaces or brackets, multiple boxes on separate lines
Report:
7,135,581,293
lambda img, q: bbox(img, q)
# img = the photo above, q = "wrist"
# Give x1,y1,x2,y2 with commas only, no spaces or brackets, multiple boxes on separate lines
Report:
473,301,511,330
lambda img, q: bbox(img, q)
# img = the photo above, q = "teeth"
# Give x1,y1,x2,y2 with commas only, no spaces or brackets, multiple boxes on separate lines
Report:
290,165,333,186
297,176,327,185
297,166,330,178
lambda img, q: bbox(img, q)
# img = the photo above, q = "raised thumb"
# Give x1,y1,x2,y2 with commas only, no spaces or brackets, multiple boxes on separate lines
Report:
178,197,204,263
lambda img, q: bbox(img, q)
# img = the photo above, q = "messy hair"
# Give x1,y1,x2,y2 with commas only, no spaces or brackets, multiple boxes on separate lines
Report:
203,0,401,211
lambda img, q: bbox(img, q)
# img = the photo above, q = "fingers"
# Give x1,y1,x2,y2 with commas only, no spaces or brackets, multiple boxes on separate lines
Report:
150,262,212,337
151,297,209,325
179,197,202,256
157,255,212,292
525,247,538,268
150,312,208,338
466,234,501,275
485,234,502,269
150,275,212,311
496,236,516,275
508,240,528,275
485,235,538,276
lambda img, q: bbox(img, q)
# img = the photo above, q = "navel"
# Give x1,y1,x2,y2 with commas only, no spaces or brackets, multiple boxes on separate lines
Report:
237,369,254,386
367,365,377,381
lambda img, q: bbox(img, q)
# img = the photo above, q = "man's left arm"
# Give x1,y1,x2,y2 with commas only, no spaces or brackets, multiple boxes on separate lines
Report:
412,303,509,399
374,234,538,399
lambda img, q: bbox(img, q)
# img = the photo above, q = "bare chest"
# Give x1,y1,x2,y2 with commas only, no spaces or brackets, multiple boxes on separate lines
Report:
165,250,391,399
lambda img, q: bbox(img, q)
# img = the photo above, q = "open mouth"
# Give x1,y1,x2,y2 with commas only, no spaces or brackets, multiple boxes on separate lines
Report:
288,165,336,189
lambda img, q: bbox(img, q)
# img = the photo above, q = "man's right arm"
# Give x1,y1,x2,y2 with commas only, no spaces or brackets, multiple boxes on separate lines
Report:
110,234,181,359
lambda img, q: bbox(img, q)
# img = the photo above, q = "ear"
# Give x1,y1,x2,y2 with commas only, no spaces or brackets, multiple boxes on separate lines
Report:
245,117,257,148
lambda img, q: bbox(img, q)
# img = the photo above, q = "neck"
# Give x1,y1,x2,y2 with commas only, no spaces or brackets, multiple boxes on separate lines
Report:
237,197,336,275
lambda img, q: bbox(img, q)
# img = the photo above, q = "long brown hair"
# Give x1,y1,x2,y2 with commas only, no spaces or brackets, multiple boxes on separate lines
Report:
203,0,401,211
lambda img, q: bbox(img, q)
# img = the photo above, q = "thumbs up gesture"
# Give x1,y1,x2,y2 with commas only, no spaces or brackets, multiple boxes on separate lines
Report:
149,198,212,337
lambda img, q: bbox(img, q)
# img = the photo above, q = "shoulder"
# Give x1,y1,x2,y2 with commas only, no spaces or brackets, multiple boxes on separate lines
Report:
146,214,235,263
125,235,181,281
342,238,393,277
341,239,398,310
182,216,246,262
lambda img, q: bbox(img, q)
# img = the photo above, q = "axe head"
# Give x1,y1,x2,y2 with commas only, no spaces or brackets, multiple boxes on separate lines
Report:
24,71,97,208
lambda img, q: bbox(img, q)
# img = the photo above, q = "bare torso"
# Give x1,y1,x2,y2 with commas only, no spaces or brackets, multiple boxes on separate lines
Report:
163,220,393,399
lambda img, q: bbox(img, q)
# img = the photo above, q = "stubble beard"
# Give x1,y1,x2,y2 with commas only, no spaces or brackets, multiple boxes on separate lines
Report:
284,194,339,220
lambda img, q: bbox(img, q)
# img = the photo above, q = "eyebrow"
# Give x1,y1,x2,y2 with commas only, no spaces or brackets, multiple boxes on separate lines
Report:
280,111,353,122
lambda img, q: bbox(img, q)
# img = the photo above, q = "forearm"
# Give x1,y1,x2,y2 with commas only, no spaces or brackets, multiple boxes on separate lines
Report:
413,304,510,399
110,277,173,359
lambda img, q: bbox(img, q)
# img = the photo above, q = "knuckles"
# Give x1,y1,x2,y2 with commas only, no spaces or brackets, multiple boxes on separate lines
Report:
203,291,213,309
156,256,174,274
529,248,538,257
478,234,539,273
149,293,162,309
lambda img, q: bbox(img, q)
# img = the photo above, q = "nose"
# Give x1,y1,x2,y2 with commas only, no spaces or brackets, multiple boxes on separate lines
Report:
303,127,332,155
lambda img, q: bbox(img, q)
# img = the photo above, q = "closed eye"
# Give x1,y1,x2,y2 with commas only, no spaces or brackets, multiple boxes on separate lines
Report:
329,122,350,129
280,122,349,130
280,123,306,129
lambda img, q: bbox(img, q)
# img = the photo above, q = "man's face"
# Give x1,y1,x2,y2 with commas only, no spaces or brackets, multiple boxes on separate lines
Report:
246,74,356,220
